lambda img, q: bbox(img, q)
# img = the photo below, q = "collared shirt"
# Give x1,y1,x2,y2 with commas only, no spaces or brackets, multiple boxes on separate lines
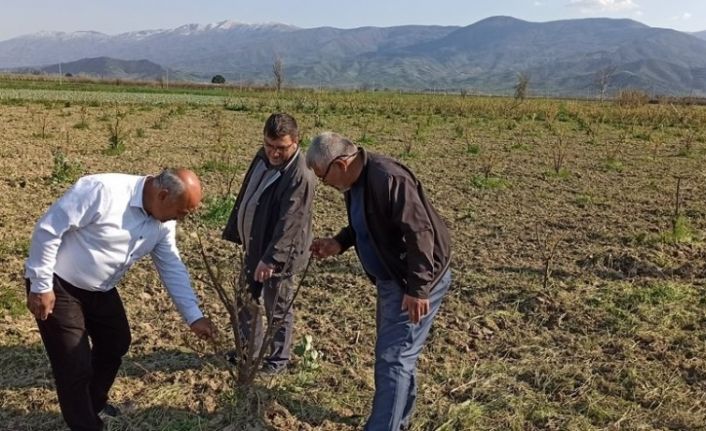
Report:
237,162,280,251
24,173,203,325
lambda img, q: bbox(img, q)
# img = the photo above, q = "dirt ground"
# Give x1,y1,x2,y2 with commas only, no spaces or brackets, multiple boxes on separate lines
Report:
2,89,706,430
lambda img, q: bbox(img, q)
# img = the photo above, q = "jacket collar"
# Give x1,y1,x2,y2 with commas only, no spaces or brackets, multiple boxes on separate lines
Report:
351,147,369,188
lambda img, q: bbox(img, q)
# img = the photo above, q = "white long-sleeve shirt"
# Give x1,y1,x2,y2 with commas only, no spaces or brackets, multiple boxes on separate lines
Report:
25,173,204,325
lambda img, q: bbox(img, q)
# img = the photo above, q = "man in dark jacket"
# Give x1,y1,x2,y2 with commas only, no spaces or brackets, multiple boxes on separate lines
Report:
222,113,315,373
307,132,451,431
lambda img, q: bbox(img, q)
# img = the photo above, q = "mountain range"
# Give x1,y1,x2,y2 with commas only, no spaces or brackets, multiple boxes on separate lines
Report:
2,17,706,96
12,57,174,80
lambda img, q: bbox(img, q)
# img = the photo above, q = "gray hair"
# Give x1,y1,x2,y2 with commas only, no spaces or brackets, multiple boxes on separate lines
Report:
306,132,357,171
154,169,186,199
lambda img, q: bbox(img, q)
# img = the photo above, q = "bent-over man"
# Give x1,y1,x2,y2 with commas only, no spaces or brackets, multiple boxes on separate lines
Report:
25,168,216,431
307,132,451,431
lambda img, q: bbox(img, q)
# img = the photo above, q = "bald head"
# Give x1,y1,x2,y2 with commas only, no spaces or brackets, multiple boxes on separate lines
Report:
146,168,203,222
173,168,203,209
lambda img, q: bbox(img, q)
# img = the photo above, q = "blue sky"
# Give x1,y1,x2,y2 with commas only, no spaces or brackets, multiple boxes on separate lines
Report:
1,0,704,41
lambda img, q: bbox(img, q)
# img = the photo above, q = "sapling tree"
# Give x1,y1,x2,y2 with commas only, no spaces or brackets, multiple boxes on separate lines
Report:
106,106,127,154
196,232,312,386
551,134,568,175
535,225,563,290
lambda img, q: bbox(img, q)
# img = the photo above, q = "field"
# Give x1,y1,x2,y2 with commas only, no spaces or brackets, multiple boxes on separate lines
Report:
1,78,706,430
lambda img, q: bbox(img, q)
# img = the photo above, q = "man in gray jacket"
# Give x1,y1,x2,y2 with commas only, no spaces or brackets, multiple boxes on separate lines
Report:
222,113,315,373
307,132,451,431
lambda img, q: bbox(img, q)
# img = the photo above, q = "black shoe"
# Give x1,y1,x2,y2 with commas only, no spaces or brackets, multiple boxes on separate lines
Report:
225,350,244,366
100,404,121,418
261,362,287,375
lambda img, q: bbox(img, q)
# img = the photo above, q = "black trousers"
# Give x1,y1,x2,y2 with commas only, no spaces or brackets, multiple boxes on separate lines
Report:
238,276,295,370
27,275,131,431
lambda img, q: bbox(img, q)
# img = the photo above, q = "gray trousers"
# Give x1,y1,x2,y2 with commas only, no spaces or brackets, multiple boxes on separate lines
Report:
238,276,295,370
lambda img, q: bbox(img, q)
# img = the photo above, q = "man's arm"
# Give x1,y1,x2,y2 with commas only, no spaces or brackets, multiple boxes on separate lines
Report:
310,225,352,260
150,224,205,326
388,175,436,300
332,225,355,253
25,178,105,293
311,194,354,260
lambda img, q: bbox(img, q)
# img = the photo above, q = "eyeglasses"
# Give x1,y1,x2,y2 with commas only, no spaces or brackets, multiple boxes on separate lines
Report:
264,139,296,154
320,152,358,183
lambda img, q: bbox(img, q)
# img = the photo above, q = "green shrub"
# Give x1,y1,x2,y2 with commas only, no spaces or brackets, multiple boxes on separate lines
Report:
200,195,236,227
466,143,480,155
545,168,571,179
50,149,83,184
602,157,624,172
224,100,249,112
471,175,509,190
294,334,322,371
662,216,695,244
105,110,127,155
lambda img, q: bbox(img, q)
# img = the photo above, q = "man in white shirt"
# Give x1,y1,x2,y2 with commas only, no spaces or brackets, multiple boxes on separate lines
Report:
25,168,216,431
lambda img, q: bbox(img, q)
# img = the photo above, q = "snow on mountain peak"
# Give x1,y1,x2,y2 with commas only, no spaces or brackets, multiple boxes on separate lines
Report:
10,20,298,42
169,20,296,35
26,30,107,40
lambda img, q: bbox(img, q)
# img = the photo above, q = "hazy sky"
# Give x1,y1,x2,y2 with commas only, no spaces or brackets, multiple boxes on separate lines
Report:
1,0,704,41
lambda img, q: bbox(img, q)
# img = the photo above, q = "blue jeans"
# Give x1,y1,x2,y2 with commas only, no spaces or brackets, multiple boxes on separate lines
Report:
364,269,452,431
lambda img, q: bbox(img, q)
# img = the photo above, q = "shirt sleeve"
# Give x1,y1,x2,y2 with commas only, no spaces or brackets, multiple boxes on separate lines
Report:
24,178,105,294
333,225,356,252
388,175,436,299
333,192,356,252
150,223,204,325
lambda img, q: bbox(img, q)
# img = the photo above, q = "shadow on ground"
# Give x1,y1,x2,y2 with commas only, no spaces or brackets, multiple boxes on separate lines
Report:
0,344,361,430
0,344,210,390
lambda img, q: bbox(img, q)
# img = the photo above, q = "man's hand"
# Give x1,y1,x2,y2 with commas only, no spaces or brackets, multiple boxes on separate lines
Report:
310,238,342,259
254,260,275,282
401,294,430,324
27,291,56,321
190,317,217,341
